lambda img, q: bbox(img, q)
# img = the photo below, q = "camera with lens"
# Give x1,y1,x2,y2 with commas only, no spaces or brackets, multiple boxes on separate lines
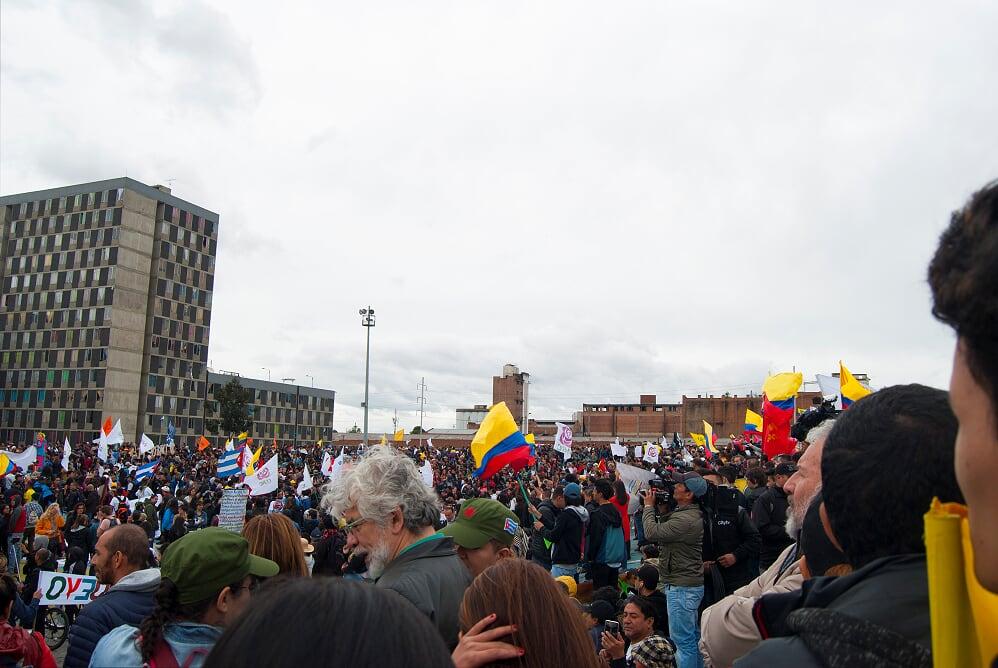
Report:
646,478,677,510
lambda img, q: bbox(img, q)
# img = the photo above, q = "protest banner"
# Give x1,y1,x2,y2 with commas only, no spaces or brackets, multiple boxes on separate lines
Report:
616,462,659,513
38,571,109,606
218,488,250,533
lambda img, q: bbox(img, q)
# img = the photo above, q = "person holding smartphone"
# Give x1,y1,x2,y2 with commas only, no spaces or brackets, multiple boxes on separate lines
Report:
600,597,675,667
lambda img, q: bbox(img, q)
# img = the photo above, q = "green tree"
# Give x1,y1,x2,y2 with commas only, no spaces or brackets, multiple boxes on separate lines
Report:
347,424,362,434
411,425,424,434
212,378,254,436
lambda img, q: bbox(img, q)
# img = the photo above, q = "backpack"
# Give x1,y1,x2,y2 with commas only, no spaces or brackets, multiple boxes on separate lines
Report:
597,525,628,566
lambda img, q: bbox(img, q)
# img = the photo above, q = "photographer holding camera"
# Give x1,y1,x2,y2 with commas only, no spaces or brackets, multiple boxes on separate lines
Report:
641,472,707,668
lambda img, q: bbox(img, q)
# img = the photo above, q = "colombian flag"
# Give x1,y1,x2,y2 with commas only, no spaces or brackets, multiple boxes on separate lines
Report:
471,402,535,480
762,372,803,459
744,409,763,436
839,361,872,408
0,454,13,475
703,420,719,459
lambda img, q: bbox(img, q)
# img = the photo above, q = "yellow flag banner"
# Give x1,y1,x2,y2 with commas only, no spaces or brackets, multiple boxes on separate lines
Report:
924,499,998,668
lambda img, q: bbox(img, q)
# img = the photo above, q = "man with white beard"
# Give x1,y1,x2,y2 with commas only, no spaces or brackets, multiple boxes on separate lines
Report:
323,447,470,649
698,420,834,668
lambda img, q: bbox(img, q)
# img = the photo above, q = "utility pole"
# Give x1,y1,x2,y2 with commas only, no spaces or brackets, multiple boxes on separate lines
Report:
417,377,427,446
360,307,376,446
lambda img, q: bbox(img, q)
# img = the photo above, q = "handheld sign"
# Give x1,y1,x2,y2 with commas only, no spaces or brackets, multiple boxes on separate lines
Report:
38,571,109,605
218,488,250,534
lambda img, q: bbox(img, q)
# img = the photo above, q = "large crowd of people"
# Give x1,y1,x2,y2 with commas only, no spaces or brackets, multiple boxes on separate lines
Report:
0,179,995,667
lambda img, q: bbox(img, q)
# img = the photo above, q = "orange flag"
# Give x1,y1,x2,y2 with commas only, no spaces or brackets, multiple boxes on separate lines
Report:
197,435,211,451
102,416,113,436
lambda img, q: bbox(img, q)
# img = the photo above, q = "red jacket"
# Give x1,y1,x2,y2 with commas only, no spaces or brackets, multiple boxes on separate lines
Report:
0,621,57,668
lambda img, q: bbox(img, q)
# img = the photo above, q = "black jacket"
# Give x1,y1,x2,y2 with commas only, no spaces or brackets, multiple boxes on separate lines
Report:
735,555,933,668
752,486,792,569
529,500,560,563
65,567,160,668
705,487,761,592
586,503,623,564
541,505,589,566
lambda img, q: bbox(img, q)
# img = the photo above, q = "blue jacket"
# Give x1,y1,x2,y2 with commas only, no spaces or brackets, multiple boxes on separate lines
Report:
89,621,222,668
65,568,160,668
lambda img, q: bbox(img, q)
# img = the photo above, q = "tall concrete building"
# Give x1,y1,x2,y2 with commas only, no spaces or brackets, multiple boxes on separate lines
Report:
492,364,529,428
0,178,218,448
205,372,335,447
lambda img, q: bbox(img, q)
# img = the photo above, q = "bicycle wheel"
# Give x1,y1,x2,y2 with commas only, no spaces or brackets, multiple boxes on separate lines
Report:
43,607,69,651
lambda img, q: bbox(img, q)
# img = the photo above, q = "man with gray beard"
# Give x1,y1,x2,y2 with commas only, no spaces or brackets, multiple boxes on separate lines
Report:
698,420,833,668
323,447,470,649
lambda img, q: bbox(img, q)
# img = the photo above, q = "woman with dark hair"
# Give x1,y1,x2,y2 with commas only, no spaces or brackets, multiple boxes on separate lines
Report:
611,477,632,558
310,514,346,576
243,513,308,577
457,559,601,668
89,528,278,667
204,578,455,668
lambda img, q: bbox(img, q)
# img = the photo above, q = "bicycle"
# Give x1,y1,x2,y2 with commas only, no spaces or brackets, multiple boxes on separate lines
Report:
42,606,70,651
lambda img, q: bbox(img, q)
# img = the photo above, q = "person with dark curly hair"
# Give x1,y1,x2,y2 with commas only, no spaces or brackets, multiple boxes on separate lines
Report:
927,179,998,594
89,528,278,667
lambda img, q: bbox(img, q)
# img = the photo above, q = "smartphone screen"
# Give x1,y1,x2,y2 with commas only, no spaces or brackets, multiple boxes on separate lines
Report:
605,620,620,635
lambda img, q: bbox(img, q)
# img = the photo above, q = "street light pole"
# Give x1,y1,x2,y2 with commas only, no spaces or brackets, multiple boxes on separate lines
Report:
261,367,270,382
360,307,376,446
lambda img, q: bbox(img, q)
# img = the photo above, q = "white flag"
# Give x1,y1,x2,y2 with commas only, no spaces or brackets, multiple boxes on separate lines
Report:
643,443,660,464
633,445,643,459
224,439,234,451
62,439,72,470
330,449,345,479
139,434,156,455
245,454,279,496
816,374,843,410
554,422,573,461
426,438,434,450
610,438,627,458
297,464,314,495
616,462,659,513
420,459,434,487
97,433,109,463
106,419,125,445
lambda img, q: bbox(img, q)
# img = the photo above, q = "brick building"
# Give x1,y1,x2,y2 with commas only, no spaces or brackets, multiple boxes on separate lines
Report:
578,395,683,438
682,391,825,437
492,364,528,428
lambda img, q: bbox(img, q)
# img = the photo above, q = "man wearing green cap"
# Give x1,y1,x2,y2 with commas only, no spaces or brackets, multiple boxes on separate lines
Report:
89,527,279,667
440,498,522,578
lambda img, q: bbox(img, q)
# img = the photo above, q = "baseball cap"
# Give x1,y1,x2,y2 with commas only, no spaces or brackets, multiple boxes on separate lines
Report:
675,472,707,498
439,498,520,548
584,600,616,624
563,482,583,499
161,527,280,605
774,463,798,477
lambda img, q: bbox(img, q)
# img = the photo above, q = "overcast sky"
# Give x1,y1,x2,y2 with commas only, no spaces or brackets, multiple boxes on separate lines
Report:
2,1,996,433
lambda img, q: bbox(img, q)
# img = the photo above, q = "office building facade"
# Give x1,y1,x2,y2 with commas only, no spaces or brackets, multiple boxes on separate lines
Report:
0,178,218,447
205,372,335,446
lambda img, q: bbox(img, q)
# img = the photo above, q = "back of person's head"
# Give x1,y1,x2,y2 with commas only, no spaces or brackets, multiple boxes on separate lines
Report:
0,574,17,618
594,479,614,502
460,559,600,668
99,504,113,517
613,479,628,505
105,524,151,570
637,564,659,591
745,468,767,488
204,578,453,668
591,585,621,607
243,513,307,577
717,466,738,485
822,384,964,568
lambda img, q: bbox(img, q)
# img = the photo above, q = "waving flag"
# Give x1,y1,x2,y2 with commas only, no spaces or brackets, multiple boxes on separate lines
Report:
217,449,242,478
744,409,764,436
839,361,872,408
244,445,262,476
420,459,434,487
245,453,279,496
135,460,160,482
62,439,72,470
393,429,405,442
690,433,707,448
297,464,314,495
703,420,720,459
762,372,803,458
166,420,176,446
197,435,211,451
554,423,573,461
323,449,345,479
470,402,536,479
140,434,156,455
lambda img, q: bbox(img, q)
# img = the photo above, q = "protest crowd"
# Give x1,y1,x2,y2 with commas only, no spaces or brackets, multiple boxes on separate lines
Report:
0,180,995,667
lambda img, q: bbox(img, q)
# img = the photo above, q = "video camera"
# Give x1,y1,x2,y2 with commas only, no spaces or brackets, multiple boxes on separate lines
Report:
644,478,677,510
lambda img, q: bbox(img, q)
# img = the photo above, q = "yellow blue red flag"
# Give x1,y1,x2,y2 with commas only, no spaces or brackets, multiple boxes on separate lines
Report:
839,361,872,408
744,409,763,435
471,402,536,479
703,420,719,459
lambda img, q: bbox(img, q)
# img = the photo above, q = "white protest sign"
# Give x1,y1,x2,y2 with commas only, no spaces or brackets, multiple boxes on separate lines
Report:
218,488,250,533
610,439,627,458
554,423,573,461
38,571,109,606
616,462,659,514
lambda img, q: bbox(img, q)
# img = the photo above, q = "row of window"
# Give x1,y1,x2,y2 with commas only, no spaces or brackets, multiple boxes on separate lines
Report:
1,304,111,332
157,258,213,293
0,408,105,431
148,357,203,384
3,266,115,296
5,219,120,260
2,369,103,389
2,327,111,358
7,188,123,222
1,347,108,370
159,204,216,238
0,388,103,409
158,240,214,273
159,220,214,250
156,298,211,329
155,279,210,308
144,415,205,434
3,246,117,283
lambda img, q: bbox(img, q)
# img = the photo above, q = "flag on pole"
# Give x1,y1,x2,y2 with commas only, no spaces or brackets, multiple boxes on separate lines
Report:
140,434,156,455
744,409,764,437
62,439,71,470
224,438,234,451
379,434,388,446
135,460,160,482
217,450,242,478
166,420,176,446
762,372,803,459
839,361,872,408
554,422,573,461
106,420,124,445
245,454,279,496
643,444,660,464
243,445,262,476
393,429,405,442
197,435,211,451
703,420,719,460
470,402,536,479
324,449,345,479
690,433,707,448
297,464,314,495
